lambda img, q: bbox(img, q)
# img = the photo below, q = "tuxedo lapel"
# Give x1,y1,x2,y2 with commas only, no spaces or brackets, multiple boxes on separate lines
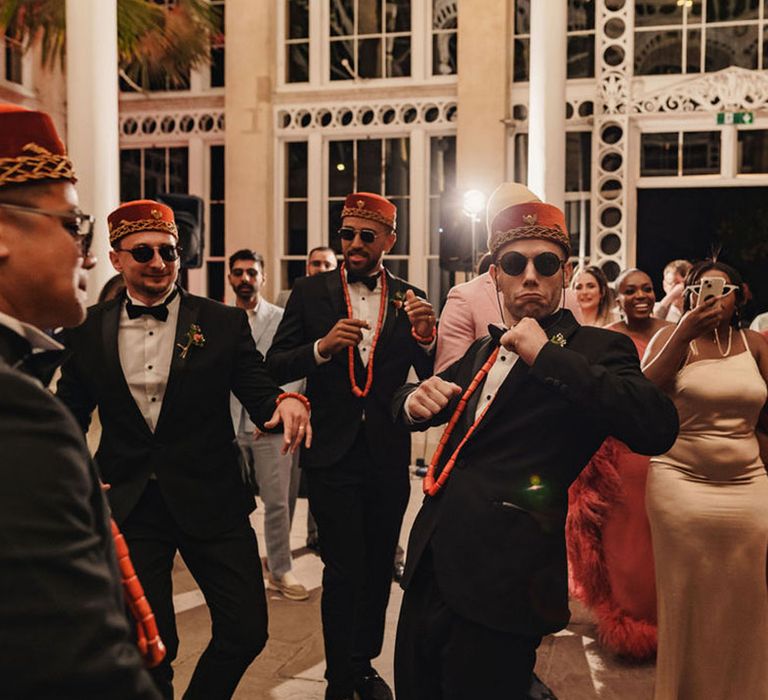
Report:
102,299,152,436
460,339,498,433
376,269,400,352
155,292,199,433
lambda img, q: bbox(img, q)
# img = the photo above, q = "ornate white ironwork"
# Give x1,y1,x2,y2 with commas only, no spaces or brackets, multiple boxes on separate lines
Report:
633,66,768,114
119,110,225,142
275,97,458,132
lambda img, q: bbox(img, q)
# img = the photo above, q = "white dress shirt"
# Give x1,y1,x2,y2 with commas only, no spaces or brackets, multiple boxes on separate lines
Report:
118,288,180,432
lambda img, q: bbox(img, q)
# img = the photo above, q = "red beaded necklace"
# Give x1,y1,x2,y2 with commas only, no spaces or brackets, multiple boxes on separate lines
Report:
339,263,388,398
423,346,501,496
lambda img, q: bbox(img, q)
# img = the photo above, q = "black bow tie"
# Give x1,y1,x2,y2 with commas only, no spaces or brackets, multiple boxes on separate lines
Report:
18,349,69,387
488,324,508,346
347,271,379,291
125,289,178,322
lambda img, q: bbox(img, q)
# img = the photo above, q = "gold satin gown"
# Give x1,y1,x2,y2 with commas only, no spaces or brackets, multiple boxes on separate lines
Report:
647,334,768,700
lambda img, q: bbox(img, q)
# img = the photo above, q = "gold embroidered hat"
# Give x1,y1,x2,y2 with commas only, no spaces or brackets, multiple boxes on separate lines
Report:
0,103,77,187
486,182,570,258
107,199,178,246
341,192,397,230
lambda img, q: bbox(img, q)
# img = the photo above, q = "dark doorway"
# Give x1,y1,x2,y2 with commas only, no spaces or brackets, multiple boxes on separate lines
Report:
636,187,768,321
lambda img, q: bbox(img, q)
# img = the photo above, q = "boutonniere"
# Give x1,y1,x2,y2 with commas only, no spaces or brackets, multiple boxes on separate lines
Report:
549,332,567,348
391,290,407,318
177,323,206,359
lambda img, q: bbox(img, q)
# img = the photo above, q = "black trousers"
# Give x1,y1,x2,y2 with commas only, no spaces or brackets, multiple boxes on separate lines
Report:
395,547,542,700
120,481,268,700
306,427,410,700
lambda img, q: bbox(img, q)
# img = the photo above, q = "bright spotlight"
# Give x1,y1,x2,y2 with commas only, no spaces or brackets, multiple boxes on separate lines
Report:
463,189,486,218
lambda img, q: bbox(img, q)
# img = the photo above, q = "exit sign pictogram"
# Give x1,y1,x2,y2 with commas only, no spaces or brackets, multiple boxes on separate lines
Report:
717,112,755,125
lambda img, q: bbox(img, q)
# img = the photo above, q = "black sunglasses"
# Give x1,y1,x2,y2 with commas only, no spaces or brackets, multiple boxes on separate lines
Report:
115,243,182,263
0,202,95,258
338,226,381,244
498,251,565,277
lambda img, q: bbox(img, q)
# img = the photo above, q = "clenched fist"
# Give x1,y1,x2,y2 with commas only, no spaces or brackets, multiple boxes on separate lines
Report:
499,318,549,365
406,376,462,421
317,318,370,358
404,289,436,340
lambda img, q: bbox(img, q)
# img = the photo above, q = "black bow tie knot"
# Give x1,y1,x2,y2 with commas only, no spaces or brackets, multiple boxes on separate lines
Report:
346,271,379,291
125,289,178,322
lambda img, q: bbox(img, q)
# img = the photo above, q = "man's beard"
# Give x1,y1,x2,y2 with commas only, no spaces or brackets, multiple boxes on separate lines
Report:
344,249,378,276
235,284,255,300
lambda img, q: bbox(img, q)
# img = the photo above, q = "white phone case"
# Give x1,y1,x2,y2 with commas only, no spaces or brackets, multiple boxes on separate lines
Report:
698,277,724,305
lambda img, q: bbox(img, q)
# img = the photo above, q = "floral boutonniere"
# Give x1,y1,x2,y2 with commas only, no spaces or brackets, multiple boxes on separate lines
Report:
549,332,567,348
177,323,206,359
391,290,407,318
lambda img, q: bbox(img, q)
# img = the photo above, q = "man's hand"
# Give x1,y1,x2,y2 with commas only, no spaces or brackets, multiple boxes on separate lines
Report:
499,318,549,365
404,289,436,340
317,318,370,358
252,426,264,442
677,296,722,343
406,376,462,421
264,398,312,455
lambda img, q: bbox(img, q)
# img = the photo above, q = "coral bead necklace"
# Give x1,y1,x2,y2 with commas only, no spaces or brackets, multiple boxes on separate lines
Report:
339,263,388,398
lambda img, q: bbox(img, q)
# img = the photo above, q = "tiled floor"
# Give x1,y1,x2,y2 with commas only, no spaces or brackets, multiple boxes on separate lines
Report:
171,472,656,699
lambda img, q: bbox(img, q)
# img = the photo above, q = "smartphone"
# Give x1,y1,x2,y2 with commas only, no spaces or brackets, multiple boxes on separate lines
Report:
697,277,724,306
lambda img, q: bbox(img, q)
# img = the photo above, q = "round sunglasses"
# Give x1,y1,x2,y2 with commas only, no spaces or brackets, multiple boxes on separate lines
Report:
115,243,182,263
498,251,565,277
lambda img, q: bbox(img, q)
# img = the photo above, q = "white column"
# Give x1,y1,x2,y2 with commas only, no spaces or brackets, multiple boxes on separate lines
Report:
65,0,120,303
527,0,567,210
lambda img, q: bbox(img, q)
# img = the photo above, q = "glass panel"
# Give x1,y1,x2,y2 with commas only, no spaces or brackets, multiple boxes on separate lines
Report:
286,202,307,255
634,0,683,27
358,37,382,78
328,200,345,253
167,147,189,194
357,139,382,193
119,149,142,202
4,35,23,84
428,259,452,314
283,260,306,290
568,0,595,31
143,148,167,200
514,133,529,184
635,29,682,74
210,203,225,257
433,32,457,75
330,0,354,36
329,141,354,196
564,200,591,258
705,25,758,72
429,135,457,196
207,261,225,302
387,36,411,77
687,0,703,23
765,26,768,71
210,47,225,87
385,138,410,197
358,0,382,34
287,43,309,83
390,0,411,31
640,132,679,176
706,0,759,22
686,28,702,72
738,130,768,173
210,2,225,87
565,132,592,192
389,199,409,255
330,39,354,80
515,0,531,34
385,259,408,280
567,34,595,78
287,141,308,198
288,0,309,39
514,38,530,81
210,145,225,200
682,131,720,174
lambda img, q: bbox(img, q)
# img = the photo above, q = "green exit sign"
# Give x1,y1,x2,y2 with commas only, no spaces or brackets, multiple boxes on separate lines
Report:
717,111,755,125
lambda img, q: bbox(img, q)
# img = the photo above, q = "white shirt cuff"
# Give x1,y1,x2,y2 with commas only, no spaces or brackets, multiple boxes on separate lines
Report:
403,391,422,425
314,339,332,365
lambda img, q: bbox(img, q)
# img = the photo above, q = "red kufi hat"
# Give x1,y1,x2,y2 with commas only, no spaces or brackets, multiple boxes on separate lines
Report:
108,199,178,246
341,192,397,230
0,103,77,187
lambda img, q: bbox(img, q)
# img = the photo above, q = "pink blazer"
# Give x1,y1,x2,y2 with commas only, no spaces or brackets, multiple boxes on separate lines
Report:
435,272,583,373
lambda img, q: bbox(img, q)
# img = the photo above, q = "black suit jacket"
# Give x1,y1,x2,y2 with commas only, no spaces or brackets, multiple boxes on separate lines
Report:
0,326,160,699
268,268,434,469
393,311,679,636
56,288,281,538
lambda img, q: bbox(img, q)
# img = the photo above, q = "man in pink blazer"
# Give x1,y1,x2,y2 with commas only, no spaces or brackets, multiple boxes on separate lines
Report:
436,184,582,372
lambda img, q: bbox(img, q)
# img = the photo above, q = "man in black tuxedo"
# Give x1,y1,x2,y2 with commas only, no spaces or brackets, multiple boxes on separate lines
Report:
57,199,311,700
0,104,160,698
392,185,680,699
268,192,436,700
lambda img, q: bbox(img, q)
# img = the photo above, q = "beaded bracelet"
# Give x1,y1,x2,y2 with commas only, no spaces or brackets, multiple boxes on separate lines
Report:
276,392,311,412
411,326,437,344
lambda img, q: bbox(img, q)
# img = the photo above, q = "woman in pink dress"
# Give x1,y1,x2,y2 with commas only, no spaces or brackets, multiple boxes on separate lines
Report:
567,268,670,659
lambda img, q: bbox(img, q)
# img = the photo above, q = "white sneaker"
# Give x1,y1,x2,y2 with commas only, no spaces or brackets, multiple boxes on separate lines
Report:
267,570,309,601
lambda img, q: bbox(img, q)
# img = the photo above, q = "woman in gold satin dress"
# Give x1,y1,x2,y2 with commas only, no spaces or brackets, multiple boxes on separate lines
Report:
643,261,768,700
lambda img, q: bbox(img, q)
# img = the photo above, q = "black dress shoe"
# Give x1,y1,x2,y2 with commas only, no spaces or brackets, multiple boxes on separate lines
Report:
528,672,558,700
354,671,393,700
